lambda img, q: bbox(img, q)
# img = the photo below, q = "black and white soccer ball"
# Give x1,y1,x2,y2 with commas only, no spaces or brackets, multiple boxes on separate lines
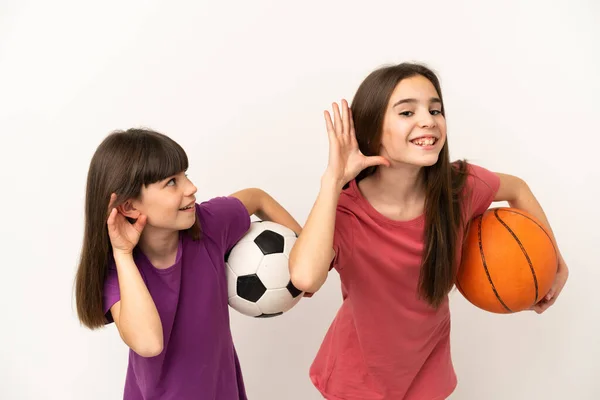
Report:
225,221,303,318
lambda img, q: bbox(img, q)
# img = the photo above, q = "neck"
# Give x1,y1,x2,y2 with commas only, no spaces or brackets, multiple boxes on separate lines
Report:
138,227,180,268
366,162,426,205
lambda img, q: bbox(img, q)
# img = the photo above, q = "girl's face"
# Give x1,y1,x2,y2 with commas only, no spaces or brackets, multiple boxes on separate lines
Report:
130,171,198,232
379,74,447,167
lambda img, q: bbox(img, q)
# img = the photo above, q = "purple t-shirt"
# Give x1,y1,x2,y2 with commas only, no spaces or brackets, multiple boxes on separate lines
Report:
103,196,251,400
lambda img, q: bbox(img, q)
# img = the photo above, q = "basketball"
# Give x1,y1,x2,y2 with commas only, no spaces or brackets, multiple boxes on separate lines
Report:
456,207,558,313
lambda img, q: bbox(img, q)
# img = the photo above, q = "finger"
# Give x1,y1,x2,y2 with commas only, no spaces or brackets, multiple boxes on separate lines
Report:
324,111,339,149
364,156,391,169
341,99,350,140
134,214,147,233
545,297,557,309
107,208,117,228
537,302,552,313
532,297,555,313
108,193,117,213
348,107,358,146
544,279,564,301
531,302,546,313
332,102,343,136
324,111,335,138
534,306,544,314
348,107,356,133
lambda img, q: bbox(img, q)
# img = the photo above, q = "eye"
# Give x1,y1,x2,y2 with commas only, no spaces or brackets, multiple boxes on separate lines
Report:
399,111,414,117
167,178,176,186
430,110,442,115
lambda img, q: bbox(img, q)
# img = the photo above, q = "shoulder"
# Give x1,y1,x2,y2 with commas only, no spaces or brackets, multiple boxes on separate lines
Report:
451,160,499,190
467,162,500,193
195,196,249,228
337,180,361,213
333,183,361,238
195,196,251,248
196,196,246,215
454,161,501,216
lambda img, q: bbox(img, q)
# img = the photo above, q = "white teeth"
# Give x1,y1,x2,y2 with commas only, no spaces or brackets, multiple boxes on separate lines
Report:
412,137,436,146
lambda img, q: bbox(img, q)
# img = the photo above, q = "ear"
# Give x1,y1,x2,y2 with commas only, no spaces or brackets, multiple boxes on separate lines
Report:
117,200,141,219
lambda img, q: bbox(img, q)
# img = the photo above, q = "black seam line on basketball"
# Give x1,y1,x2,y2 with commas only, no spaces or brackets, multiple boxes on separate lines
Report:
494,209,539,306
497,208,558,261
478,214,513,312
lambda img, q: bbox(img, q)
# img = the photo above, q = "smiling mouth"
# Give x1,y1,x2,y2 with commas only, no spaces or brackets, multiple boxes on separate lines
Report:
411,137,438,147
179,205,194,211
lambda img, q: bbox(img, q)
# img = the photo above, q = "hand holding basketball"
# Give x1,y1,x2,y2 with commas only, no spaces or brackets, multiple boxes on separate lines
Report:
530,259,569,314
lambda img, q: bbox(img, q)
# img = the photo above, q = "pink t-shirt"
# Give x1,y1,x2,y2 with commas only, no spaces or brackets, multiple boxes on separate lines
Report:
309,163,500,400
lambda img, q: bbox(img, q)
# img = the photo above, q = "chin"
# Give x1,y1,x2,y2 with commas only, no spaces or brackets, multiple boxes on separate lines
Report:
421,157,440,167
173,214,196,231
406,154,440,167
181,219,196,230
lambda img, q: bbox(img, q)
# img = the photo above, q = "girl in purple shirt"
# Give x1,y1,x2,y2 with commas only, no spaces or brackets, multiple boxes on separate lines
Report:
74,128,302,399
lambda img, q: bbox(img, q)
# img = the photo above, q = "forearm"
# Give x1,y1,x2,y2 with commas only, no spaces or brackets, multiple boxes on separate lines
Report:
289,175,342,293
114,252,163,355
233,188,302,235
255,191,303,236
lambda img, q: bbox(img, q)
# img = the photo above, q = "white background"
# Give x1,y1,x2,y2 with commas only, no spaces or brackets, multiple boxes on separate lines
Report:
1,1,599,399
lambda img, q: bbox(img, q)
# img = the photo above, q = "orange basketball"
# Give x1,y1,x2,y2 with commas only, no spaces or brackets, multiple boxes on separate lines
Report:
456,207,558,313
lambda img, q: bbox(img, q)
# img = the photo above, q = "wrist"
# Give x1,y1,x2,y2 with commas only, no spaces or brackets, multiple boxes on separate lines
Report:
321,171,345,193
113,249,134,263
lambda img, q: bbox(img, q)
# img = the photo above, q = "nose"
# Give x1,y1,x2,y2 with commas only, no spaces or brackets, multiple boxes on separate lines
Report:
185,177,198,197
418,110,436,129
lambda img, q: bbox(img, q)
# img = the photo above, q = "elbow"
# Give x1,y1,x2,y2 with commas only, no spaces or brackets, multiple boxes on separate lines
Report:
513,176,530,195
289,259,326,294
122,331,163,358
510,178,532,206
290,273,316,294
132,339,163,358
496,173,531,205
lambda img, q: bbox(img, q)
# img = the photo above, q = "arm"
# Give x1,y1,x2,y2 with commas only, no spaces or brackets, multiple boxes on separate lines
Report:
494,173,569,313
289,100,390,294
288,175,340,293
110,253,163,357
230,188,302,236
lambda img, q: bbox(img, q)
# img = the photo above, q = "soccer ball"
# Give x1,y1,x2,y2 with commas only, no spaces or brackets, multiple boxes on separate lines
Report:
225,221,303,318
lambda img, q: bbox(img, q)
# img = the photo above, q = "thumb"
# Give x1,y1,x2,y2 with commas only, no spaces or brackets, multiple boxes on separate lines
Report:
364,156,391,169
545,286,556,301
134,214,147,232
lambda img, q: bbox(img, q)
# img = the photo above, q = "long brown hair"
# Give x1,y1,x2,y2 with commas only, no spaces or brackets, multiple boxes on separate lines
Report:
75,128,200,329
351,62,470,308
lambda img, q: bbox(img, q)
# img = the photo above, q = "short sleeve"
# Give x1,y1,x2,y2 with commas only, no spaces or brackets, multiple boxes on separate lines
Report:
330,209,355,272
102,258,120,324
465,163,501,218
197,196,251,253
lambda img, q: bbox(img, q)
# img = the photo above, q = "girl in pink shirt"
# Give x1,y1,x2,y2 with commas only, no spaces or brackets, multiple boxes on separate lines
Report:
289,63,569,400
